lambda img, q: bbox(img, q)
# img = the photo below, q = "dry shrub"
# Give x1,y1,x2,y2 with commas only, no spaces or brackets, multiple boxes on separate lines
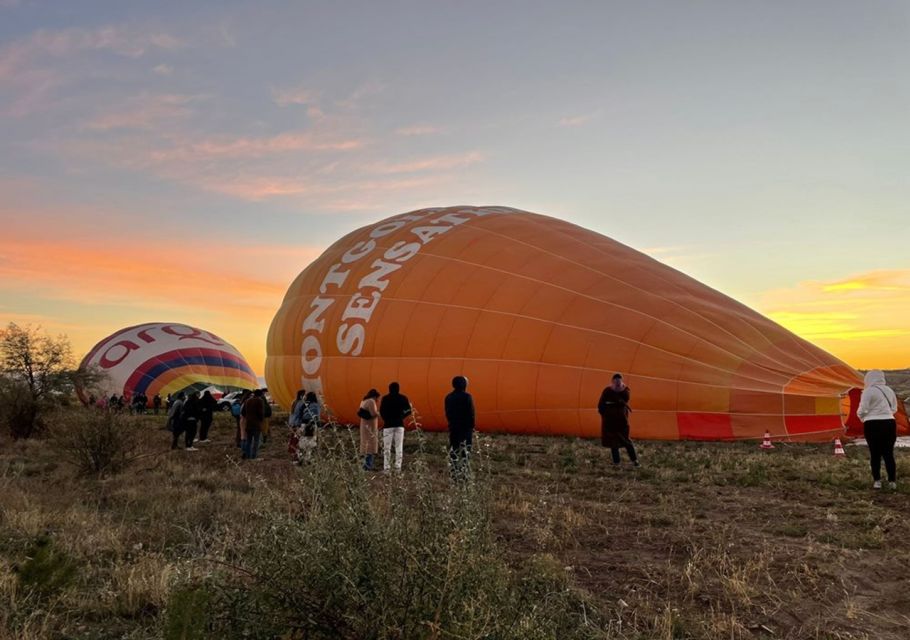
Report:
52,409,140,477
172,449,606,640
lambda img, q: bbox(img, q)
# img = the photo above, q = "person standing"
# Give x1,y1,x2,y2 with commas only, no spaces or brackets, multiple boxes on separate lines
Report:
198,390,217,443
152,394,162,415
597,373,639,467
181,392,201,451
379,382,411,472
261,390,273,444
358,389,381,470
168,392,186,449
241,389,266,460
295,391,321,464
445,376,475,480
233,390,251,448
857,369,899,490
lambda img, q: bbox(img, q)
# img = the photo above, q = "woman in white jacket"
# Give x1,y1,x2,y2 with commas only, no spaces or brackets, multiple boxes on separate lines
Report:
856,370,899,490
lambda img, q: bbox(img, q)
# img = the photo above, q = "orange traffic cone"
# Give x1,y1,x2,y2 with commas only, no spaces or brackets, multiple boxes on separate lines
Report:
760,431,775,449
833,438,846,457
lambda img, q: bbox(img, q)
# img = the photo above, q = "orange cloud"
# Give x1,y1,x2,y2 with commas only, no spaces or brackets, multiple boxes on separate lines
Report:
0,232,322,372
757,270,910,369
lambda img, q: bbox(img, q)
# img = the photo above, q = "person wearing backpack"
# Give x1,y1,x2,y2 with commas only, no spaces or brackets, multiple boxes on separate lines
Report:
232,390,250,449
241,389,266,460
358,389,381,470
294,391,320,464
857,369,899,490
168,392,186,448
379,382,411,472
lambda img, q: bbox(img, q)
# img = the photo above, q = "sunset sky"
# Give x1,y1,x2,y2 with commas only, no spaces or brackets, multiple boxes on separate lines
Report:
1,0,908,374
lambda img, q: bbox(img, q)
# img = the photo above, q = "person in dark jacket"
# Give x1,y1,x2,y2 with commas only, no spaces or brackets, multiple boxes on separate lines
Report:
168,392,186,446
241,389,266,460
379,382,412,472
198,390,218,443
597,373,639,466
233,389,251,448
445,375,475,479
152,394,162,415
180,392,202,451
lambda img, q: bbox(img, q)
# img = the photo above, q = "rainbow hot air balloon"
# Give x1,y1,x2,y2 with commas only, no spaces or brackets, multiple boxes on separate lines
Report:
78,322,259,403
266,206,899,442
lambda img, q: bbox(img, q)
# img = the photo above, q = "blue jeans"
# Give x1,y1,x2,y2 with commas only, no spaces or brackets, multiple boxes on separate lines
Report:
242,432,261,459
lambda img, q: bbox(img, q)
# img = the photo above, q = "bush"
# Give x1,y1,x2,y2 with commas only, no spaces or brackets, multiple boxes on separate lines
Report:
191,441,605,639
0,380,43,440
163,586,211,640
53,409,140,477
14,535,78,599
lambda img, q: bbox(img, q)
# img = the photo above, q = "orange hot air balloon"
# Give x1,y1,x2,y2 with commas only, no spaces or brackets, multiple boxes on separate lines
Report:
265,206,893,442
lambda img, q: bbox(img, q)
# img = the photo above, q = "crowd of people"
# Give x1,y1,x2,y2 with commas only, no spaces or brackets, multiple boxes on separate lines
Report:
87,391,163,415
88,367,902,490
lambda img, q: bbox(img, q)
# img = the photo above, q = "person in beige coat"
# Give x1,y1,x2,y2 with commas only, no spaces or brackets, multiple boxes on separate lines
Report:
359,389,380,470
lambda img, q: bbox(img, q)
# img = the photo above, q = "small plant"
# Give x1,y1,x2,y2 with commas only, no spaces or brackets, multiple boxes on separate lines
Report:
14,535,78,599
162,585,211,640
53,409,140,476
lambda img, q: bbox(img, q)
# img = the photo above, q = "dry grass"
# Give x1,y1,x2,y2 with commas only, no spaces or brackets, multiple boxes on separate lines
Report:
0,409,908,639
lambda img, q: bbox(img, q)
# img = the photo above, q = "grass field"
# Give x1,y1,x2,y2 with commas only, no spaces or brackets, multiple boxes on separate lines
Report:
1,411,908,639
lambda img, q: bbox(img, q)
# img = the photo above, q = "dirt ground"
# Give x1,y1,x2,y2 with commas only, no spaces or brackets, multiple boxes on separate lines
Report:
1,412,908,639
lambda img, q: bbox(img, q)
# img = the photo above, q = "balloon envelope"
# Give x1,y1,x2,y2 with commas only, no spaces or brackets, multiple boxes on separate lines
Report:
266,206,884,441
79,322,258,402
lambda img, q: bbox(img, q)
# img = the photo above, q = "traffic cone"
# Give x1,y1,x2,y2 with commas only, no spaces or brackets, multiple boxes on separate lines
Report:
833,438,846,457
760,431,775,449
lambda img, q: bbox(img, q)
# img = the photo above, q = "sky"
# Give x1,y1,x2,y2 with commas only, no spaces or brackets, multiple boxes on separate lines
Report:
1,0,908,374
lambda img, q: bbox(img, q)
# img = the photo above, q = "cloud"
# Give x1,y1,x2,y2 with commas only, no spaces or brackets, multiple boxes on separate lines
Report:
557,111,599,127
757,269,910,368
152,63,173,76
272,85,320,107
0,25,181,79
395,124,442,136
367,151,484,174
83,93,202,131
335,79,385,109
0,232,320,316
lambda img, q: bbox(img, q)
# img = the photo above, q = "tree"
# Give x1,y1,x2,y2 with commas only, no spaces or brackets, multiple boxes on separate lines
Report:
0,323,96,439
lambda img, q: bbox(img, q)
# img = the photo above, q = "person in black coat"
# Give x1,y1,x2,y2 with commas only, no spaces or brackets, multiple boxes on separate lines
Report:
379,382,411,472
179,392,202,451
445,375,475,479
198,390,218,442
597,373,639,466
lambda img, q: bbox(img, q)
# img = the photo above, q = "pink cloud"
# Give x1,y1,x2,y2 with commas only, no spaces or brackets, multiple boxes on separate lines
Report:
84,93,201,131
367,151,484,174
394,124,442,136
0,25,181,80
272,85,320,107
